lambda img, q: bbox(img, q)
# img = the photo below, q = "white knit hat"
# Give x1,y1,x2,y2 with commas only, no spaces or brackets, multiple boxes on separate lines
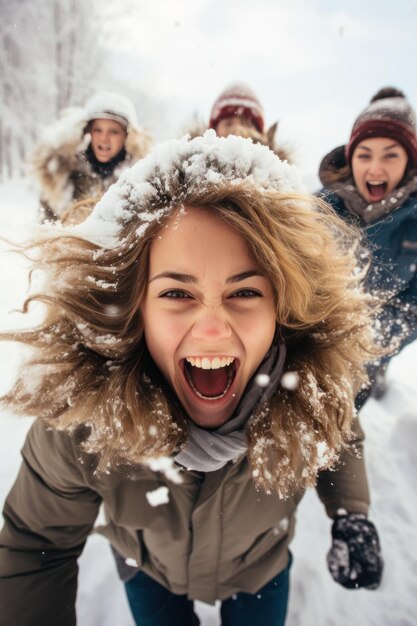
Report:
84,91,138,130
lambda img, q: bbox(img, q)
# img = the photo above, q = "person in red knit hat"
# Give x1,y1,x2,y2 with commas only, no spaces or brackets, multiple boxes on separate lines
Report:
318,86,417,401
209,82,265,138
205,82,292,164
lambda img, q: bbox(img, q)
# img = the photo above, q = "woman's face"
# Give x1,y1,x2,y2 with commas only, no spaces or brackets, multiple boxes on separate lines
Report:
216,115,257,138
351,137,408,203
141,206,276,429
90,118,127,163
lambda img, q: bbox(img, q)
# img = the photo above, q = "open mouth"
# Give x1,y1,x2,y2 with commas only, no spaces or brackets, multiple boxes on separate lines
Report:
182,356,237,401
366,181,387,201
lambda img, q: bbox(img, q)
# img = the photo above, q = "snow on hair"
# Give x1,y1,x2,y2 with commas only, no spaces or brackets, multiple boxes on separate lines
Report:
1,132,382,496
69,130,304,248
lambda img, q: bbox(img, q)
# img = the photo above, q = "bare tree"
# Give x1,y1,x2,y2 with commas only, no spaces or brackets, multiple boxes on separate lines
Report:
0,0,105,181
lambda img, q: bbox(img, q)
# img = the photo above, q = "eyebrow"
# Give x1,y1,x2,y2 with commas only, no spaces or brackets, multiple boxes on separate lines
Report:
357,142,401,152
149,270,264,284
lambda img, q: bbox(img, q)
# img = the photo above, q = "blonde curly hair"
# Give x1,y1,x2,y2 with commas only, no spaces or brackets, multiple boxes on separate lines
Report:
1,135,381,496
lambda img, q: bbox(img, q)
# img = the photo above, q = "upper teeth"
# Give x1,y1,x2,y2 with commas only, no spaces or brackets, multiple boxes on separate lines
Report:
185,356,235,369
368,181,385,185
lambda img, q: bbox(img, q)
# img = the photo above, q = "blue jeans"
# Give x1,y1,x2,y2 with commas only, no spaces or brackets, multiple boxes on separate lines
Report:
125,557,291,626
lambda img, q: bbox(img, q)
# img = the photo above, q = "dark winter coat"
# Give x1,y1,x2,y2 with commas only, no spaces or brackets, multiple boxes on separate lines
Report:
0,417,369,626
319,145,417,352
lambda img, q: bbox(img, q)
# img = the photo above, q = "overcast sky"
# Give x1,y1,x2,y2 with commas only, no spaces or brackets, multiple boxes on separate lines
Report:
106,0,417,188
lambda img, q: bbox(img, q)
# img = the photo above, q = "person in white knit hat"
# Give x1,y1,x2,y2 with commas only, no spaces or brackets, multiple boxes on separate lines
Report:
31,91,152,223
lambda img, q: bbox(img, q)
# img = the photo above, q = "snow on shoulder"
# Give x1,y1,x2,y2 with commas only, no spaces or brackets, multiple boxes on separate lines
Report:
71,130,305,248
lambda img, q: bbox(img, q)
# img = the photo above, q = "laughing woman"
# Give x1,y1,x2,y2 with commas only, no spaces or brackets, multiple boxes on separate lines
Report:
31,91,152,224
318,87,417,399
0,132,383,626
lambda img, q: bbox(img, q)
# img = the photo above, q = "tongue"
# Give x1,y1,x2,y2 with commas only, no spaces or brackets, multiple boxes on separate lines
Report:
188,365,230,398
367,183,386,201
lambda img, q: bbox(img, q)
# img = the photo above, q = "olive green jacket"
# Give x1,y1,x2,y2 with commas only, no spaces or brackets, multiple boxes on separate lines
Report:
0,419,369,626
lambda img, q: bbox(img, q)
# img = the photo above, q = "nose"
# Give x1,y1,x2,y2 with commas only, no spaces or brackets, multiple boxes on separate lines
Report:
229,120,241,132
191,309,232,342
368,159,385,177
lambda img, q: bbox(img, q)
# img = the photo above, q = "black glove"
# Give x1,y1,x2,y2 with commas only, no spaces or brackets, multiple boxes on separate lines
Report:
327,513,383,590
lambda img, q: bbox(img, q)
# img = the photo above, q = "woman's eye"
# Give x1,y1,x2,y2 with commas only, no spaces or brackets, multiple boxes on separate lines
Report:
160,290,191,299
229,289,261,299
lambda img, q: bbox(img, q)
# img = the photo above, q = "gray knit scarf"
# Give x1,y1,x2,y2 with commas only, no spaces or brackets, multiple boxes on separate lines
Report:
332,173,417,224
174,340,286,472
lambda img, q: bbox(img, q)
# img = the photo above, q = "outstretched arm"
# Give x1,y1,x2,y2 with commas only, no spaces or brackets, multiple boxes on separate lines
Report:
316,417,370,518
316,417,383,590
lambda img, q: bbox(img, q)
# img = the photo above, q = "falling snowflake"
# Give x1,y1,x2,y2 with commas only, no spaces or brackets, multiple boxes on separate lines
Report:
280,371,300,390
255,373,270,387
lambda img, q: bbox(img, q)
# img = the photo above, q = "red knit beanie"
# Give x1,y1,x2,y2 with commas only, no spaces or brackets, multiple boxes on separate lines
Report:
346,87,417,166
209,83,265,133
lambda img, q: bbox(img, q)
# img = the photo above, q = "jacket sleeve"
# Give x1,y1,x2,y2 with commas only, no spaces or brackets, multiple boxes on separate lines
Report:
380,286,417,353
0,420,101,626
315,416,370,518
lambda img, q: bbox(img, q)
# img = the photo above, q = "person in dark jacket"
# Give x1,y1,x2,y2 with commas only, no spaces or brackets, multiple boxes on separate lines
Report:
318,87,417,400
0,133,383,626
30,91,152,223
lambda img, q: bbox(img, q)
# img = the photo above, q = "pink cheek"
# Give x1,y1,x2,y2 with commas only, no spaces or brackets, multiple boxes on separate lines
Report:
148,315,188,347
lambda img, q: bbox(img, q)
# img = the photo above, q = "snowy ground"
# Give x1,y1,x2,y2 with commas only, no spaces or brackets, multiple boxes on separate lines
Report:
0,180,416,626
